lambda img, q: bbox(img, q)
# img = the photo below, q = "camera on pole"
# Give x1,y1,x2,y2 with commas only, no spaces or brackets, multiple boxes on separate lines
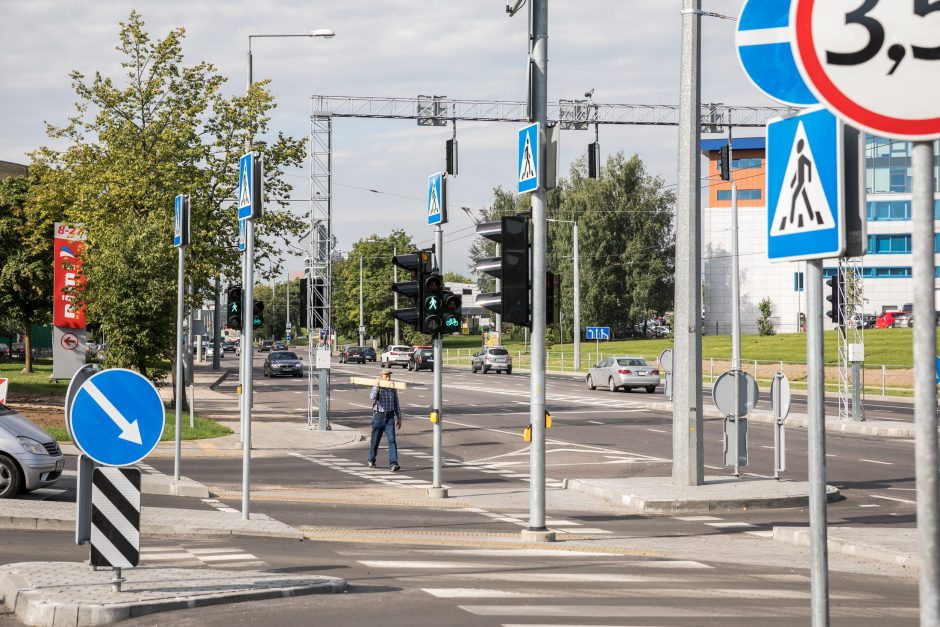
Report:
474,215,531,326
226,286,243,330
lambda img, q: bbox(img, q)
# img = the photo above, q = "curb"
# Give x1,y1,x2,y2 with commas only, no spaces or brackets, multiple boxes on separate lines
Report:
772,526,918,570
0,516,304,541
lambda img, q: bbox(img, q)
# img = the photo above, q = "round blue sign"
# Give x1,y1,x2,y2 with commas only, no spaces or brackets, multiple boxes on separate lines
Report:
735,0,817,107
69,368,165,467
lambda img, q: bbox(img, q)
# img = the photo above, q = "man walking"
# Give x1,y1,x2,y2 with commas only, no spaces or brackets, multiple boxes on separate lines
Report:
369,368,401,471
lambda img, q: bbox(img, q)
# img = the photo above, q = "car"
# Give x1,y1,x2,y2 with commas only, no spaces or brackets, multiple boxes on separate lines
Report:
876,311,909,329
587,356,660,393
0,343,10,360
471,346,512,374
258,340,274,352
204,343,224,360
408,347,434,371
362,347,377,362
272,341,288,351
222,340,238,353
263,350,304,378
10,344,27,360
381,345,413,369
0,404,65,498
339,346,367,364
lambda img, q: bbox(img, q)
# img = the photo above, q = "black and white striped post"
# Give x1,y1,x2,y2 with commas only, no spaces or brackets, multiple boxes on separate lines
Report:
91,467,141,592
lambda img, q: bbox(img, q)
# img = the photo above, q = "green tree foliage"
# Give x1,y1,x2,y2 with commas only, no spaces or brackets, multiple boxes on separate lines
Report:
757,297,776,336
28,12,306,380
442,271,472,284
0,176,57,373
547,153,675,340
254,278,302,341
466,188,527,293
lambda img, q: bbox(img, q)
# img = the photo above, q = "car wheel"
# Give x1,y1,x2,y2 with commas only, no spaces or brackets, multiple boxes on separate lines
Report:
482,366,490,374
608,378,617,392
472,366,478,373
587,375,595,390
646,386,656,394
506,368,512,375
0,455,22,499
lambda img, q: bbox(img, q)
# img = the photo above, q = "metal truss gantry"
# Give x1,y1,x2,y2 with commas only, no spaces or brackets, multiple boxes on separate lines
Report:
837,259,865,422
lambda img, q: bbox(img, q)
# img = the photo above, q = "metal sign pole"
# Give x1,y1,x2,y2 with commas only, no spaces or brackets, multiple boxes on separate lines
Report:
573,221,580,370
188,279,195,430
431,226,446,497
912,140,940,625
242,218,254,520
806,259,829,625
174,246,184,481
731,176,741,478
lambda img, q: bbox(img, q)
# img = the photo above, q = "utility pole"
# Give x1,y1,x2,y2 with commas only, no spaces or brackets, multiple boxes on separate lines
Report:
728,127,741,477
359,253,365,347
393,245,400,344
286,273,290,339
430,227,446,498
673,0,704,488
212,276,221,370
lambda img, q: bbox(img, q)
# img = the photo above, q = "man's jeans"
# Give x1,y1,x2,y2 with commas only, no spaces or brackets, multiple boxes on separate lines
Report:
369,411,398,465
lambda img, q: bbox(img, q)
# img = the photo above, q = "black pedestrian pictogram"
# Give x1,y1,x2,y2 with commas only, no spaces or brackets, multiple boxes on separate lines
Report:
781,139,825,231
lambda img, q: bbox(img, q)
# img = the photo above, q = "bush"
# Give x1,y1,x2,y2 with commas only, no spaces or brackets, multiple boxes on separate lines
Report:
757,298,776,336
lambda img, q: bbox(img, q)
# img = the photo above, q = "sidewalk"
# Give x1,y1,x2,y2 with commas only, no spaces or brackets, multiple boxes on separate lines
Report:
773,525,918,571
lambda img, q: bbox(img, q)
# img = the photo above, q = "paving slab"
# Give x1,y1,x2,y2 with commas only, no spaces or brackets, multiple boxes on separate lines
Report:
0,499,304,540
773,525,918,570
567,475,841,514
0,561,346,626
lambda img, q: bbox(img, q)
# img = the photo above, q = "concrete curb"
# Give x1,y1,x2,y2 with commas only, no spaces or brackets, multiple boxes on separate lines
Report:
0,562,346,626
0,515,305,540
772,526,918,570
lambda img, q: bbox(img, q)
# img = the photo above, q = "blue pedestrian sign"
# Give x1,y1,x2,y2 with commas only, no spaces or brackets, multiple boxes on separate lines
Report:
427,172,446,226
238,218,246,252
517,123,539,194
69,368,165,467
735,0,816,107
173,194,189,248
237,152,255,221
585,326,611,341
767,107,844,262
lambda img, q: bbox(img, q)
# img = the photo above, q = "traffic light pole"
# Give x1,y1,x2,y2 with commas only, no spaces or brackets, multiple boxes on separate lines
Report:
430,226,447,498
393,245,400,345
241,219,255,520
174,245,185,481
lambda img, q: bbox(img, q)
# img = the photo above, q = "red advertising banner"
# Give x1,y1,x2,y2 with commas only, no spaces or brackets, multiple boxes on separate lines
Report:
53,222,87,329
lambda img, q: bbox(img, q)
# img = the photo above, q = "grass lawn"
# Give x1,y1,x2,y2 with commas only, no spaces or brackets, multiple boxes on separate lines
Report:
24,407,232,443
0,359,67,400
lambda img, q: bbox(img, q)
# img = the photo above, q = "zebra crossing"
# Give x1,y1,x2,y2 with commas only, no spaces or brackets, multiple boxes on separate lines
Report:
443,381,648,412
350,546,915,624
398,448,567,489
139,543,266,569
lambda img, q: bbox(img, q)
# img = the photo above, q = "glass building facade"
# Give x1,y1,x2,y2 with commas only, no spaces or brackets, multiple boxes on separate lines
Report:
865,136,940,194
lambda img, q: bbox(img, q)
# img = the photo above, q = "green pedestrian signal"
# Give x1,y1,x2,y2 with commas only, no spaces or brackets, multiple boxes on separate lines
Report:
226,286,243,330
422,273,444,334
425,295,441,313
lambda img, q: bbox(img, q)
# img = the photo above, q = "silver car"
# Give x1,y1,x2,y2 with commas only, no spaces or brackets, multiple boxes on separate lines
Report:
471,347,513,374
587,356,660,393
0,404,65,498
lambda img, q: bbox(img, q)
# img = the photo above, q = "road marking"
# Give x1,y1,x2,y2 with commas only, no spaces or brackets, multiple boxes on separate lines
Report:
587,420,604,425
858,504,880,508
647,428,668,433
422,588,541,599
704,464,723,470
871,495,916,505
859,459,893,465
887,487,917,491
673,516,722,522
347,402,370,409
359,560,505,569
706,522,757,529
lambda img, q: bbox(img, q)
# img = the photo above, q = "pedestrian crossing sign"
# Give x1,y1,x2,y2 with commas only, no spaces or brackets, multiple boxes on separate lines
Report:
518,123,539,194
427,172,445,225
767,107,844,262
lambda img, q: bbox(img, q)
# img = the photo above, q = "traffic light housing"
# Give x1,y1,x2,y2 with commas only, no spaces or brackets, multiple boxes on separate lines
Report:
826,274,844,326
546,271,561,327
392,249,432,329
719,144,731,181
588,142,600,179
441,290,463,333
475,215,531,326
422,272,445,335
252,300,265,330
226,286,243,330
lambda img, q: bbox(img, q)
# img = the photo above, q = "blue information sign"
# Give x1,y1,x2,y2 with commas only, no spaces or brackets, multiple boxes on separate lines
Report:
173,194,189,248
238,218,246,252
767,107,844,262
517,123,539,194
237,152,254,221
427,172,444,226
585,327,611,340
735,0,816,107
69,368,165,467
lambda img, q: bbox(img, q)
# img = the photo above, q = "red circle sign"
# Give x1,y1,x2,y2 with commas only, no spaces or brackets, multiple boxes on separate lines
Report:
60,333,79,351
792,0,940,140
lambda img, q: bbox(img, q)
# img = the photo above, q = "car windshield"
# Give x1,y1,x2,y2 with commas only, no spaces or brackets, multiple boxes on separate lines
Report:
271,351,299,360
348,347,363,353
488,348,509,355
391,346,410,352
616,358,649,367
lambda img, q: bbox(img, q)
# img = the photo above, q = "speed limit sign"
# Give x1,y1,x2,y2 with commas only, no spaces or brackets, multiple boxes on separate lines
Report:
792,0,940,140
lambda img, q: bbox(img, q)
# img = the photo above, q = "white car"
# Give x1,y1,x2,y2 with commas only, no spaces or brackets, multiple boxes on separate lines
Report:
380,345,413,369
587,356,660,393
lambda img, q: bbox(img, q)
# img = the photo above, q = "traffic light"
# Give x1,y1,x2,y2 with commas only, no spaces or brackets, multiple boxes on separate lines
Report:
546,271,561,327
446,139,458,176
441,289,463,333
719,144,731,181
423,271,444,334
588,142,600,179
826,274,844,326
252,300,265,330
475,215,531,326
392,249,432,329
226,286,243,330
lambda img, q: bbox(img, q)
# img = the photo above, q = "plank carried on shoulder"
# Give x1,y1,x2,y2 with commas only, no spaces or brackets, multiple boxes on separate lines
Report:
348,376,408,390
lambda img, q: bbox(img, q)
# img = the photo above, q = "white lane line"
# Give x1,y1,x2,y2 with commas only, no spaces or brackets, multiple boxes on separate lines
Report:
871,495,916,505
647,428,668,433
422,588,541,599
140,552,195,560
587,420,605,425
858,504,880,508
706,522,757,529
359,560,505,569
347,402,370,408
704,464,723,470
887,487,917,491
673,516,722,522
199,553,259,562
187,548,246,555
859,459,893,465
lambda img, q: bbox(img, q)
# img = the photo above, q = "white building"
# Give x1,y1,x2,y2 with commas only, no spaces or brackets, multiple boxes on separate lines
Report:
701,136,940,334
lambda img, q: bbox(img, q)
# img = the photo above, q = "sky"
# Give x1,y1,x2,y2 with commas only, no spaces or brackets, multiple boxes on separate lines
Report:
0,1,774,278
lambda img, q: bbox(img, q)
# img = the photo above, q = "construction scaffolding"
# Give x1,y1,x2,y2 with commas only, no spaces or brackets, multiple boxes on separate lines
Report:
837,259,865,422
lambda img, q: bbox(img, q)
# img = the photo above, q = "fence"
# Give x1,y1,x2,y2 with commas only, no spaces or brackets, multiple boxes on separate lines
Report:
442,348,915,397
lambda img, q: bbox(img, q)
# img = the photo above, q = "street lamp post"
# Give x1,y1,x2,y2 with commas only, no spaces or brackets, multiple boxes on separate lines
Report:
548,219,580,371
359,253,365,346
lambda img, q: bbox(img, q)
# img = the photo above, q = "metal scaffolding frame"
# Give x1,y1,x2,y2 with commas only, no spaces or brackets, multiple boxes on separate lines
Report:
837,259,865,422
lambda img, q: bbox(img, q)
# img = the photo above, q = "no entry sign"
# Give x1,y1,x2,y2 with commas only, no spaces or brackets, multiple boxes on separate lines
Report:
792,0,940,140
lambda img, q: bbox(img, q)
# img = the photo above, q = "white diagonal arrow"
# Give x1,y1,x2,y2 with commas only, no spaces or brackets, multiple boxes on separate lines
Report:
81,380,143,445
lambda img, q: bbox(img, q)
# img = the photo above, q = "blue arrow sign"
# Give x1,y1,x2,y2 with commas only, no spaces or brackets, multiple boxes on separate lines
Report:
237,152,254,221
427,172,444,226
70,368,165,467
736,0,816,107
517,123,539,194
585,326,610,341
767,107,844,262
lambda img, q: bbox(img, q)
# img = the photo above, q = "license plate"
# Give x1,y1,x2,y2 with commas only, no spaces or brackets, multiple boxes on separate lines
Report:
637,370,647,375
55,459,64,471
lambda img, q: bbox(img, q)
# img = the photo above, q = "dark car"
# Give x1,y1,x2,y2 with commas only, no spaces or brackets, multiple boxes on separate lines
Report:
339,346,366,364
263,350,303,378
0,343,9,361
222,340,238,353
272,341,288,351
10,344,27,360
408,347,434,371
362,347,377,362
258,340,274,352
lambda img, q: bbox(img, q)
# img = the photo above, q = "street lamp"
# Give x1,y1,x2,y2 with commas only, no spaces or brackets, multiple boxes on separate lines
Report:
247,30,336,91
548,218,580,370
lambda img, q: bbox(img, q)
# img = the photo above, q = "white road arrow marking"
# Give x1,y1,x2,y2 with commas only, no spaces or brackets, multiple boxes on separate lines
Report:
82,381,143,444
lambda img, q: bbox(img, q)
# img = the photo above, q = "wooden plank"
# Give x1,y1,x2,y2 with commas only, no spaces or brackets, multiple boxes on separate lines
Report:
348,376,408,390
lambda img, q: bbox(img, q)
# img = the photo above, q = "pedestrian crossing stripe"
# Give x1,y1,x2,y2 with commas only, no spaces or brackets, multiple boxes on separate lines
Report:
768,120,835,236
518,133,536,183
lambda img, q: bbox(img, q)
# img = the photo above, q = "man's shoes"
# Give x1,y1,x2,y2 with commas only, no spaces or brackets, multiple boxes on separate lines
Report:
389,464,401,472
368,461,376,468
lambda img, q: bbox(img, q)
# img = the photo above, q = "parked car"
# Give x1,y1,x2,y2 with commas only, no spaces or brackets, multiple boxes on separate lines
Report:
0,404,65,498
258,340,274,352
339,346,367,364
0,343,10,360
408,347,434,371
587,356,660,393
263,350,303,378
381,345,413,369
876,311,909,328
10,344,27,360
272,341,288,351
471,346,512,374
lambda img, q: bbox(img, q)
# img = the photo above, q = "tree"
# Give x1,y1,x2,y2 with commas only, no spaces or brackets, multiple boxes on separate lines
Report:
466,188,528,293
442,271,472,284
28,12,306,382
757,297,776,336
0,176,57,373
